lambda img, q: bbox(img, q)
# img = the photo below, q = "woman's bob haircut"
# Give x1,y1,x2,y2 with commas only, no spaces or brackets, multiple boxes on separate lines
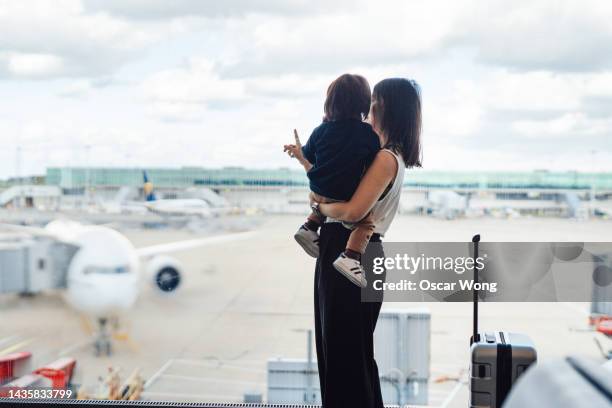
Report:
371,78,422,168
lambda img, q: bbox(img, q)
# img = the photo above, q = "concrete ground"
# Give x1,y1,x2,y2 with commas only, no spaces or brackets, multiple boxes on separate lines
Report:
1,214,611,406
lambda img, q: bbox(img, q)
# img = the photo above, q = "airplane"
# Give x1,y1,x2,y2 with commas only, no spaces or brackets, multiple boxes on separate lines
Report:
0,220,256,356
103,171,233,218
426,190,469,219
426,189,592,219
144,198,214,218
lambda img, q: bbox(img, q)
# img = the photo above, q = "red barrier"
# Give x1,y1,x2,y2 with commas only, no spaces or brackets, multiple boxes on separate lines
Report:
597,320,612,336
590,314,612,327
0,352,32,385
33,357,76,389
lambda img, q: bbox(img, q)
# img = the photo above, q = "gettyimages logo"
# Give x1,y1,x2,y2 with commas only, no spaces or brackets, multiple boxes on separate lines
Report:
372,253,487,275
361,241,612,303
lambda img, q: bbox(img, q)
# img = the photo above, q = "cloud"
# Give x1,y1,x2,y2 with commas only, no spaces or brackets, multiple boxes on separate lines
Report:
513,112,612,137
141,57,330,121
0,0,360,81
3,0,612,178
451,0,612,72
3,0,612,82
217,2,462,77
0,0,176,79
0,53,65,78
81,0,348,19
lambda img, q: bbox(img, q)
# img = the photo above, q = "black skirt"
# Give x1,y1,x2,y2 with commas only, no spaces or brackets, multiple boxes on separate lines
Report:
314,222,384,408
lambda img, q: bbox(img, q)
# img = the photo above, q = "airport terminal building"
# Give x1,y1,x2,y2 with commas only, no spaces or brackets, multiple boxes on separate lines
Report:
44,167,612,192
42,167,612,217
2,167,612,216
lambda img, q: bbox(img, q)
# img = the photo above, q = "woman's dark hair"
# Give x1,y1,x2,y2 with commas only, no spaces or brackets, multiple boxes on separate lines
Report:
371,78,422,168
323,74,371,122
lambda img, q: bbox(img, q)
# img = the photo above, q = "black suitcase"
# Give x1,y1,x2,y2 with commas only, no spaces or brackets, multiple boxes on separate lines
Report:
469,235,538,408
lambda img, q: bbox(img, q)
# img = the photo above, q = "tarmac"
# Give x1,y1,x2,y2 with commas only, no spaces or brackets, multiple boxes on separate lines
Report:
1,214,612,406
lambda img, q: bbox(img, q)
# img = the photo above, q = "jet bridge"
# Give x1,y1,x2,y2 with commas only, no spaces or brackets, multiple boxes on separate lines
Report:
0,233,78,295
0,185,61,209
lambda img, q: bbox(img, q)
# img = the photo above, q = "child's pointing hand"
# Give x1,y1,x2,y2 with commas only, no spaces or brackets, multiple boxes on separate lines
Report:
283,129,312,171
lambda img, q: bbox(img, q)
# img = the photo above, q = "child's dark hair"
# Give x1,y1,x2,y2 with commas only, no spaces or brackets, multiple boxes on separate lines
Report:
323,74,371,122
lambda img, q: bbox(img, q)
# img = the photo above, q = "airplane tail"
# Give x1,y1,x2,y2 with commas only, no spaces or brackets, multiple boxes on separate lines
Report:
143,171,156,202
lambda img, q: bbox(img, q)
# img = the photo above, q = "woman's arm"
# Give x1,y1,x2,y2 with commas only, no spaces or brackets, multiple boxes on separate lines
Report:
318,151,398,223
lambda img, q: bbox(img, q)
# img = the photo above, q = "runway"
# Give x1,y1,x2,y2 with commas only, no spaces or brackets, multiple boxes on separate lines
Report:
1,214,611,406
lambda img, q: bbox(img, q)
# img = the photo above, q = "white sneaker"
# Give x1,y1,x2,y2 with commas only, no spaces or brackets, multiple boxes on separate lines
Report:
333,253,367,288
294,225,320,258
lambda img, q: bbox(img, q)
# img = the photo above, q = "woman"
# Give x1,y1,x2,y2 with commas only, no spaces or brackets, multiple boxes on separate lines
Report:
312,78,422,407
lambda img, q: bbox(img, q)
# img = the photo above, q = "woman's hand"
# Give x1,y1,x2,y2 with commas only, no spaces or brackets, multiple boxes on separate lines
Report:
284,129,312,171
308,191,319,206
319,150,397,223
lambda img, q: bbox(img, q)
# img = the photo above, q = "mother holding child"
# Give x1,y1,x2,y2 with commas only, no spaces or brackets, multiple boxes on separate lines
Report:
284,74,422,407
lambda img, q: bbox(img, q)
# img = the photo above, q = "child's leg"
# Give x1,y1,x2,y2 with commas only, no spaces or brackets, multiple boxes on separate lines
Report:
303,192,330,231
344,212,375,260
295,193,335,258
305,210,324,231
332,213,374,287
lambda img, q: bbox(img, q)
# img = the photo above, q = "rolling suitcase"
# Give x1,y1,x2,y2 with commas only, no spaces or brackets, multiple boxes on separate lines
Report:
469,234,538,408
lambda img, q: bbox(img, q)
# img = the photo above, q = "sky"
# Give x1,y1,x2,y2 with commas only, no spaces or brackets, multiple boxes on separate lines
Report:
1,0,611,179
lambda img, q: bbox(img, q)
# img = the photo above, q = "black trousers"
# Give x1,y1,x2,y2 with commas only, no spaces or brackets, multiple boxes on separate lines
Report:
314,222,384,408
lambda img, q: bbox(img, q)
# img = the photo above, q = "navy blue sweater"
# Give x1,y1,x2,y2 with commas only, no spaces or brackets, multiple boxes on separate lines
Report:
301,119,380,201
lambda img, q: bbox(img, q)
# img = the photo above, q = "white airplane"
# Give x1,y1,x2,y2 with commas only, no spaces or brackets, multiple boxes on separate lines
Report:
0,220,256,356
144,198,214,218
103,171,233,218
427,190,468,219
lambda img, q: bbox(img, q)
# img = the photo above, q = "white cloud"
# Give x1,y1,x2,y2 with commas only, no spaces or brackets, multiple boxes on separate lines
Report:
141,58,330,121
424,79,484,139
2,52,64,78
2,0,612,178
82,0,348,19
452,0,612,71
218,2,462,77
513,112,612,137
144,59,245,102
0,0,177,79
57,80,94,98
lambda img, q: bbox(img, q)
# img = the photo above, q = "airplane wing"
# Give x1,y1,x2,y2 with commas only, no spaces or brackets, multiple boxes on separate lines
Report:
0,222,50,236
1,222,257,258
135,231,257,258
0,223,64,240
0,222,82,246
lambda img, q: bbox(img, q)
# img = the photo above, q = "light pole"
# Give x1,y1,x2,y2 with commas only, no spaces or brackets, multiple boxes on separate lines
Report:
589,150,599,217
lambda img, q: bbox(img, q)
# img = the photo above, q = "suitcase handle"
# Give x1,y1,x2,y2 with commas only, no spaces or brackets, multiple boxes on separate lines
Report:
471,234,481,345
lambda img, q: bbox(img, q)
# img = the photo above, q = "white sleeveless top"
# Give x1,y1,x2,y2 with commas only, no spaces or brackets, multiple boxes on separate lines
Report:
370,149,404,236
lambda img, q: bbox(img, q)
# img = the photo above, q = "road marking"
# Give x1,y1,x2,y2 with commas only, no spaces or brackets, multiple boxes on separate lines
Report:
0,338,35,356
58,340,93,356
0,335,20,348
439,381,466,408
144,359,174,390
560,302,590,316
158,374,265,387
172,358,266,373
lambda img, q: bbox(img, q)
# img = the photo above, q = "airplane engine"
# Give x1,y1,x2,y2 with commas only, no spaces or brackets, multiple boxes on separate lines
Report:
145,255,183,293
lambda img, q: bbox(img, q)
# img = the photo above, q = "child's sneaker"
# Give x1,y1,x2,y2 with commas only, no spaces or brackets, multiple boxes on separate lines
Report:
333,253,367,287
294,225,320,258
